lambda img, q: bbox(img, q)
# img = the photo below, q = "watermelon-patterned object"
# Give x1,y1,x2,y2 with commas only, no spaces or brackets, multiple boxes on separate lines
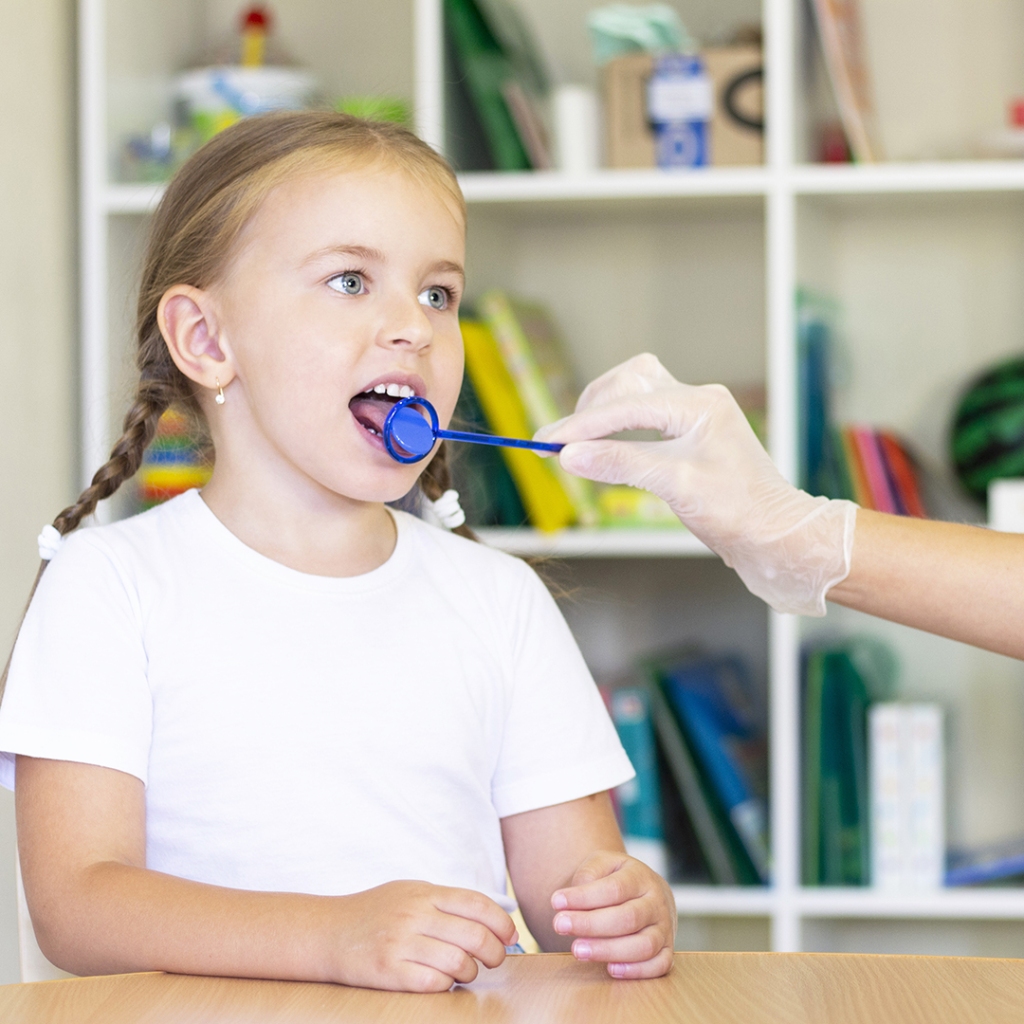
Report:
138,408,212,509
950,357,1024,500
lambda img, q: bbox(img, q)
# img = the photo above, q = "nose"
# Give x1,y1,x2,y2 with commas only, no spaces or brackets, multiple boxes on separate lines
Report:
377,289,433,352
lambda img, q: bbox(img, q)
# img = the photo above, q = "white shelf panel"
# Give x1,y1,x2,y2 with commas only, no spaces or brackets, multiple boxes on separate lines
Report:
475,527,711,558
459,168,769,205
105,184,164,214
668,886,1024,921
671,886,775,917
793,160,1024,196
797,888,1024,919
104,161,1024,216
104,169,769,215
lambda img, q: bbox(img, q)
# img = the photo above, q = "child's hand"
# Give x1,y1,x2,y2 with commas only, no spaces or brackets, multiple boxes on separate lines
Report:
332,880,518,992
550,851,676,979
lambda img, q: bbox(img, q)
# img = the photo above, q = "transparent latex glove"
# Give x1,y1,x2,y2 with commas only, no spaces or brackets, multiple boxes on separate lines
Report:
535,354,857,616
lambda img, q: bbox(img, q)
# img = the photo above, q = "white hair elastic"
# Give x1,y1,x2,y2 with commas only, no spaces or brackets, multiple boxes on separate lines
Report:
426,489,466,530
38,524,64,561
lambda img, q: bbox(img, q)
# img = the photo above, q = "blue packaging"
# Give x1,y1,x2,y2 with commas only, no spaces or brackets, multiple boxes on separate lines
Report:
647,53,713,168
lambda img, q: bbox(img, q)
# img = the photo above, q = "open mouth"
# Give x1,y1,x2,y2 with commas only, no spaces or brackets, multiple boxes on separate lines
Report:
349,382,419,440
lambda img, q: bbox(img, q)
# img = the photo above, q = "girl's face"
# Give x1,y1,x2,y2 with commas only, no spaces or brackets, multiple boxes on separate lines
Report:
211,161,466,504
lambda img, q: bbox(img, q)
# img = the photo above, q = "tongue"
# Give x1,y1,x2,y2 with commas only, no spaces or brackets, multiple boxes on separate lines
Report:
349,394,395,435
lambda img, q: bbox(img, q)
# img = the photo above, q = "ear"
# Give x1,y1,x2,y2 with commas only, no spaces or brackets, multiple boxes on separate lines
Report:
158,285,234,395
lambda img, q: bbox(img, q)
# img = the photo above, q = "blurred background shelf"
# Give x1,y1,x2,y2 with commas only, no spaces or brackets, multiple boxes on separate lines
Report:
796,888,1024,920
792,161,1024,195
106,163,1024,216
670,885,776,916
670,886,1024,920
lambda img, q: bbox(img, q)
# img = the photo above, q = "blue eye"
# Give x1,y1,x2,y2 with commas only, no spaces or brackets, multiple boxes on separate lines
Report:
419,286,450,310
328,272,365,295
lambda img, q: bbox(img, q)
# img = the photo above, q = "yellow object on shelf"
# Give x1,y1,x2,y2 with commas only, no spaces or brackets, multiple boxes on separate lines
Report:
477,290,600,526
461,320,575,533
241,6,270,68
597,485,684,528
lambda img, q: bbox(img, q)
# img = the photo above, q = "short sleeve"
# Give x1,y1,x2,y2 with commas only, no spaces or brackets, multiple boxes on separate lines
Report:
490,564,634,818
0,532,153,789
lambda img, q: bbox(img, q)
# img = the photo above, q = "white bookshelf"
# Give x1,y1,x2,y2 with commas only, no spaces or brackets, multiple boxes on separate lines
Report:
80,0,1024,956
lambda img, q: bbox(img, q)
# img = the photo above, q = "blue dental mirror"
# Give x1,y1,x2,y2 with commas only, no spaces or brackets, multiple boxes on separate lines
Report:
383,396,564,464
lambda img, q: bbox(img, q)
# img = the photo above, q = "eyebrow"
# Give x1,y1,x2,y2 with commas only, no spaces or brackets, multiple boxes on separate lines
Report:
430,260,466,284
302,244,465,283
302,244,387,266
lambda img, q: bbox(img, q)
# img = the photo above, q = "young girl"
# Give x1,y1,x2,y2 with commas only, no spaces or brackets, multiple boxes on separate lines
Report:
0,112,675,991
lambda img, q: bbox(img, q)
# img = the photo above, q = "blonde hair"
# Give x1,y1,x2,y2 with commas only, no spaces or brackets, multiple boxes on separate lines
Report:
1,111,470,698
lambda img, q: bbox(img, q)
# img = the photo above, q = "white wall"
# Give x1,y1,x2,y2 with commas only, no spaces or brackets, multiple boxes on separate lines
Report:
0,0,77,984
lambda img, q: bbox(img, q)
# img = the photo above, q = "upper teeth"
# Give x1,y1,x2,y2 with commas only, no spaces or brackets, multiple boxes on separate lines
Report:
372,383,416,398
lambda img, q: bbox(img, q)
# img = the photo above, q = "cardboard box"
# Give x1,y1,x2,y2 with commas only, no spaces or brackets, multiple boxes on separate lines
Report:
602,46,764,168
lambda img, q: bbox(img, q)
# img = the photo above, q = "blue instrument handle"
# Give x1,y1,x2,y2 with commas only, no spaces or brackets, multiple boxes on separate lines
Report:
436,428,563,453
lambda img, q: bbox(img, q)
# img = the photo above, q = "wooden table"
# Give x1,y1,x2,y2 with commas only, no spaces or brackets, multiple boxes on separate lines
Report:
2,951,1023,1023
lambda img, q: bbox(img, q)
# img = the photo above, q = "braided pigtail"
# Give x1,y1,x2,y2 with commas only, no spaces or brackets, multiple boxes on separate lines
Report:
419,443,477,541
55,378,175,535
0,339,185,702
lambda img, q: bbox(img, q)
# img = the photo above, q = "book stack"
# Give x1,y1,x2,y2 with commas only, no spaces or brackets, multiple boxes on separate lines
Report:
456,292,681,532
947,834,1024,887
606,688,668,879
444,0,552,171
603,651,770,886
137,408,212,509
800,296,926,515
831,426,926,515
869,703,945,890
803,641,946,889
802,644,875,886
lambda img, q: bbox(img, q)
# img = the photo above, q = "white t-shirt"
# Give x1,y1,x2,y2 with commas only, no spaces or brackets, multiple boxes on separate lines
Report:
0,491,632,911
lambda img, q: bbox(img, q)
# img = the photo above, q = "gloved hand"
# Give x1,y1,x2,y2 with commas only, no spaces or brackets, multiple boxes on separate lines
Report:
535,354,858,616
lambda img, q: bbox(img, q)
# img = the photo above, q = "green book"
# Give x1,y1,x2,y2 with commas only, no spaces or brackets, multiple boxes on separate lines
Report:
443,0,531,171
802,651,825,885
644,674,737,885
818,651,870,885
449,374,527,527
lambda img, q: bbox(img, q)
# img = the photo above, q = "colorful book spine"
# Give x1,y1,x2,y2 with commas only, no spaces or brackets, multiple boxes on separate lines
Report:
662,674,769,883
869,703,944,890
851,425,897,514
460,319,575,532
877,432,927,518
645,677,737,884
840,427,874,508
609,688,668,877
477,290,599,526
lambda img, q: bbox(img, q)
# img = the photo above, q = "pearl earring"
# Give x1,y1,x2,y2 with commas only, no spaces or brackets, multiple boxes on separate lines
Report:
215,379,226,405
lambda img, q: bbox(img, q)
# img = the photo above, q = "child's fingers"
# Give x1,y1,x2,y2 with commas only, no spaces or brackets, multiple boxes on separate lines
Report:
425,912,509,970
606,945,675,980
552,861,642,911
405,936,480,987
570,925,668,965
553,897,654,939
432,886,518,945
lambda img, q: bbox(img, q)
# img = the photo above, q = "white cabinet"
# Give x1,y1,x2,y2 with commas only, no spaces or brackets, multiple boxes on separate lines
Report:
79,0,1024,954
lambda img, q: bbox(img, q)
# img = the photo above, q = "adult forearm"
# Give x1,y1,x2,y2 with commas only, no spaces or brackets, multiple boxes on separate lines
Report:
827,509,1024,660
38,861,341,981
